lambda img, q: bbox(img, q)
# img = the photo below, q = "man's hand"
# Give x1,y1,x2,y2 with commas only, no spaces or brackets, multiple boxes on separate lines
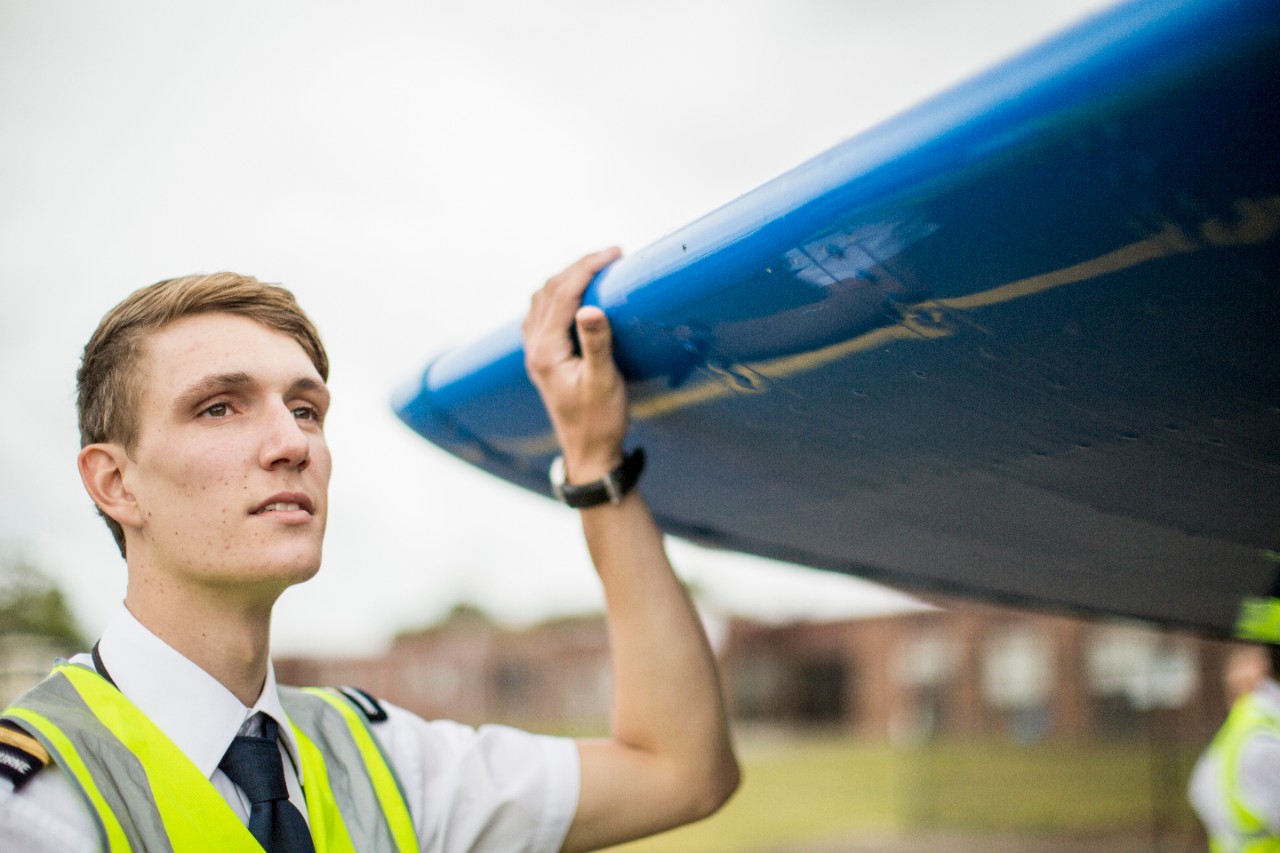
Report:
523,247,626,484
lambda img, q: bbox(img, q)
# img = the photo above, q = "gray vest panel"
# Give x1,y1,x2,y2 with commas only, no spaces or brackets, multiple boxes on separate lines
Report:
3,665,175,852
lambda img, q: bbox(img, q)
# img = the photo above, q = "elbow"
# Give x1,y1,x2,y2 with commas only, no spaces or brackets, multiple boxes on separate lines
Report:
684,746,742,822
709,752,742,815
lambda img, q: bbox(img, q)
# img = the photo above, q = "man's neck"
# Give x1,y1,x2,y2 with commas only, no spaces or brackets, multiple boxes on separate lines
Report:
123,580,276,707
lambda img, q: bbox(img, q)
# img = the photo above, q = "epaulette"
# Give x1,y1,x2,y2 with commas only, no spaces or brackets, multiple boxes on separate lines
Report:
0,721,50,790
337,686,389,723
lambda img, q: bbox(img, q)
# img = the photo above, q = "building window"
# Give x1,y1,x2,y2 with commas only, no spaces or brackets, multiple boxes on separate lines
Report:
982,624,1053,742
793,656,848,724
893,628,959,742
1086,623,1197,736
495,661,532,704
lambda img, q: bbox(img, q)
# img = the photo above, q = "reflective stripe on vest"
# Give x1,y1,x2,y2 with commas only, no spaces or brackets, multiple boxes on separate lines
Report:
2,663,416,852
282,687,418,853
1208,691,1280,853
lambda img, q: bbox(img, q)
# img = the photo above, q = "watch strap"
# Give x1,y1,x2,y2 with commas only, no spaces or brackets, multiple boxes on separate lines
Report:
550,448,646,508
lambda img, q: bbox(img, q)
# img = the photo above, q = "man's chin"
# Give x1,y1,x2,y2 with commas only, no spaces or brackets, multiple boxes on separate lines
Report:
276,553,324,585
243,549,324,590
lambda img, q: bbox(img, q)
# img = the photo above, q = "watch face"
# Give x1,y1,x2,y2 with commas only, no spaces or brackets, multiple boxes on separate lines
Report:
549,455,568,500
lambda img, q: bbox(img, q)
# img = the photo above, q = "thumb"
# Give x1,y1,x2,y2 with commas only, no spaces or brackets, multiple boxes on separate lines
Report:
574,306,614,367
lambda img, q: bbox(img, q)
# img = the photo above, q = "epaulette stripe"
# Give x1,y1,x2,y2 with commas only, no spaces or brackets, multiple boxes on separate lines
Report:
0,721,50,789
337,686,389,723
0,724,50,766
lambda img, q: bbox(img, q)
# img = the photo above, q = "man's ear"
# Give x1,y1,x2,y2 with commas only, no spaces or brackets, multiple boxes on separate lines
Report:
78,443,142,530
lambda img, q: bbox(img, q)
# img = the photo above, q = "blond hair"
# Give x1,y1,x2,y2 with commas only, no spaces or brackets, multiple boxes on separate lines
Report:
77,272,329,555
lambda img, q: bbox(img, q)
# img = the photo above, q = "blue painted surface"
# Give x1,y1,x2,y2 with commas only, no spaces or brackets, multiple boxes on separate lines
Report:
395,0,1280,638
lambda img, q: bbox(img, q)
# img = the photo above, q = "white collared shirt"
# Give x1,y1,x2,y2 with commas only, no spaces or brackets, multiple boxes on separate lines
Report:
0,604,580,853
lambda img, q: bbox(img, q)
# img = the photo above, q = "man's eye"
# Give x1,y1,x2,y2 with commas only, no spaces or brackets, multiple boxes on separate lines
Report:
203,402,231,418
293,405,322,423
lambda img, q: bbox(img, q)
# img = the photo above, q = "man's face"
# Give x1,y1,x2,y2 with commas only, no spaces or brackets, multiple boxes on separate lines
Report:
120,312,332,593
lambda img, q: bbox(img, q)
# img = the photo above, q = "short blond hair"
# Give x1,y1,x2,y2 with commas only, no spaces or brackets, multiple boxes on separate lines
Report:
77,272,329,555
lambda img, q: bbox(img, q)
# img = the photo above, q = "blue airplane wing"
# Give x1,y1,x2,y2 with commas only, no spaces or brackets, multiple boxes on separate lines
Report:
395,0,1280,642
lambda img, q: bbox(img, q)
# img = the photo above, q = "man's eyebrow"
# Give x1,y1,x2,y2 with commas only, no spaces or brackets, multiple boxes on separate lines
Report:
174,372,254,411
288,377,331,407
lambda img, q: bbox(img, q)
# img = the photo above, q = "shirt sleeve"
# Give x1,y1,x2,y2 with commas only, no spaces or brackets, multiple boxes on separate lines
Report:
371,701,580,853
0,768,101,853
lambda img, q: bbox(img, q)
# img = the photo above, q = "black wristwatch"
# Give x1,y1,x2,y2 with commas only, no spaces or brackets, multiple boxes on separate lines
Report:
549,448,646,509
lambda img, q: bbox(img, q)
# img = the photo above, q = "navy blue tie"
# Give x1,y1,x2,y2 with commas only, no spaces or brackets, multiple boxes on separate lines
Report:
218,714,316,853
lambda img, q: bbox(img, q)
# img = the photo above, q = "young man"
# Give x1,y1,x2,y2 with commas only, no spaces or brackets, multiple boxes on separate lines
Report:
0,249,739,852
1189,642,1280,851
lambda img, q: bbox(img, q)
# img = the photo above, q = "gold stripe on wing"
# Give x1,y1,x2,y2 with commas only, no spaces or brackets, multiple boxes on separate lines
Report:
491,196,1280,458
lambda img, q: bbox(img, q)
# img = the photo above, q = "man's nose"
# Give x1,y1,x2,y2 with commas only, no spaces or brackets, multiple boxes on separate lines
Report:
260,403,310,470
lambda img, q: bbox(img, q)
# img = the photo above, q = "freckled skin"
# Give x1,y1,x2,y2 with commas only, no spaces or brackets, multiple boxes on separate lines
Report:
120,313,332,609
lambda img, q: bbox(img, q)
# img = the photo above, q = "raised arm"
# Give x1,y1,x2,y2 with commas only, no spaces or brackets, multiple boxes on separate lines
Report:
523,248,740,852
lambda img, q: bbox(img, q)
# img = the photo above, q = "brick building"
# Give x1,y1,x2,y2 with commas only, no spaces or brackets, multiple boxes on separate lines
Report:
275,596,1240,744
723,596,1234,745
277,605,613,731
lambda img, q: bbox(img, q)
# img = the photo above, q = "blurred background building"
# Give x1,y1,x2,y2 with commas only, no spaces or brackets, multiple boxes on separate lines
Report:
274,595,1231,747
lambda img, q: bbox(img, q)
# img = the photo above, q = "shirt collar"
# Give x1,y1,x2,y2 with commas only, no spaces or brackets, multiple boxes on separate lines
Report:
94,602,304,782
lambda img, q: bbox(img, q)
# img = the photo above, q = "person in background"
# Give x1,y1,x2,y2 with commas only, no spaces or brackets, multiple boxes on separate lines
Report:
1189,642,1280,851
0,248,739,852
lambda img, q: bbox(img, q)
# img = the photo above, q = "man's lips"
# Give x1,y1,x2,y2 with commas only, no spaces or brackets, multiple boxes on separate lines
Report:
251,493,314,515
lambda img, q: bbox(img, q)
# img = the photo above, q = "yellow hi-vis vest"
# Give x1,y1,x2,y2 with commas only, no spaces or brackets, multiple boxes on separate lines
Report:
1206,690,1280,853
2,662,418,852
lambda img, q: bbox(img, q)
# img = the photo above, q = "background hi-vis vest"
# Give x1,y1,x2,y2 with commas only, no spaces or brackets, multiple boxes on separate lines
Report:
1206,690,1280,853
2,663,417,852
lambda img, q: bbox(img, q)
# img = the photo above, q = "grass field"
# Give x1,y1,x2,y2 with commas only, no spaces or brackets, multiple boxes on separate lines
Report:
604,730,1202,853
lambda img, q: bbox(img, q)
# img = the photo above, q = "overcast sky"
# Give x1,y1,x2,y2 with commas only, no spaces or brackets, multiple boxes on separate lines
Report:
0,0,1115,655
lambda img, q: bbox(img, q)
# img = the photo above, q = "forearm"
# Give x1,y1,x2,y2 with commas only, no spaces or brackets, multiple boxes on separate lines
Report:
564,491,738,850
584,494,733,766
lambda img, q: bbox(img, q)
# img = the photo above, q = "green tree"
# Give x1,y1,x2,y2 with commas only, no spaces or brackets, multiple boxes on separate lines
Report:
0,554,84,648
